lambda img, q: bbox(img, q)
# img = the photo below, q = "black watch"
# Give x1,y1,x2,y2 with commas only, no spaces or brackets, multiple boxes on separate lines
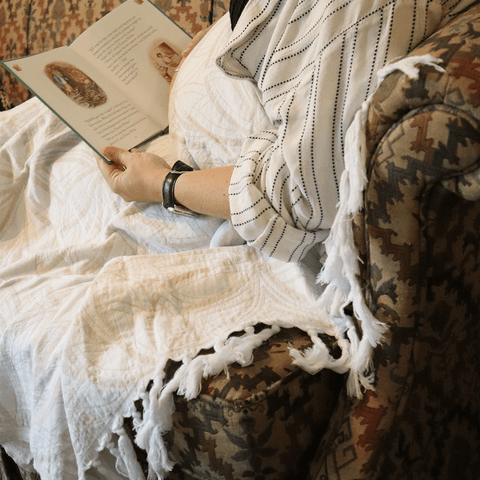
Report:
162,160,195,216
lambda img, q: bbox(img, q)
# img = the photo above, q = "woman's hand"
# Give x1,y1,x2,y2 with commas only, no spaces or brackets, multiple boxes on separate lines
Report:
96,146,169,203
97,145,234,219
170,24,213,91
182,26,212,58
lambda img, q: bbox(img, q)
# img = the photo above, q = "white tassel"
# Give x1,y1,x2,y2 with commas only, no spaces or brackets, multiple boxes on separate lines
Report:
313,55,444,398
104,419,147,480
177,325,280,399
117,428,147,480
142,424,176,479
134,368,178,479
289,328,351,375
377,54,445,82
344,103,370,214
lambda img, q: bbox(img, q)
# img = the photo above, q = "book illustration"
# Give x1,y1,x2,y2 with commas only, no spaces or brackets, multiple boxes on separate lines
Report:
1,0,192,157
44,61,108,108
148,40,182,84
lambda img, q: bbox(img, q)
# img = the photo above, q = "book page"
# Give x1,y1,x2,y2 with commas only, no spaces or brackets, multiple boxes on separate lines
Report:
138,133,175,166
70,0,192,127
3,47,162,155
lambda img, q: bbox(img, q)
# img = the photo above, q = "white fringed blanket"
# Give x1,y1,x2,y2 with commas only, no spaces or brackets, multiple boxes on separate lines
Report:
0,98,331,479
0,58,437,480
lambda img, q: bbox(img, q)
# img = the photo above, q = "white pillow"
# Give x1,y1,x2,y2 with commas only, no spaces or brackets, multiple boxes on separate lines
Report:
168,14,273,170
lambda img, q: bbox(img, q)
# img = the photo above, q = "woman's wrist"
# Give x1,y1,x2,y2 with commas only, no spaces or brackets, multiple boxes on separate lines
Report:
161,161,195,216
171,166,234,219
147,169,169,203
97,146,233,219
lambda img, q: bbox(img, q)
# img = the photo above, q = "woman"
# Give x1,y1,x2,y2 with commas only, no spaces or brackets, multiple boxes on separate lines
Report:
97,0,471,263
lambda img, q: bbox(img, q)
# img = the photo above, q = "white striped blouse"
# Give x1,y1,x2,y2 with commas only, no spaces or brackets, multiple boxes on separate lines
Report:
219,0,475,262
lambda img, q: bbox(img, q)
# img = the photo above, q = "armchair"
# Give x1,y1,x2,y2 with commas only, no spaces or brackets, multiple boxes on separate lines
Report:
307,4,480,478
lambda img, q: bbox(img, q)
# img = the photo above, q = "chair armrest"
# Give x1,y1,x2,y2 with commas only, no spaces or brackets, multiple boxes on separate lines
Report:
341,5,480,477
310,6,480,478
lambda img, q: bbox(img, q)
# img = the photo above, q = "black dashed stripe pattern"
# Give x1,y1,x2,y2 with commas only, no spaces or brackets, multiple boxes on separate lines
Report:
220,0,457,262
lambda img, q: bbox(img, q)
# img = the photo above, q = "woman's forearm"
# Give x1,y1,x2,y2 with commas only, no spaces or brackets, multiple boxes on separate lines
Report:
97,146,234,219
174,166,234,219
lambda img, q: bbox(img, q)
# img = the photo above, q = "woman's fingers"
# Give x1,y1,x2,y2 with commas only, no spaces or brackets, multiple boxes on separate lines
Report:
102,145,130,167
95,151,123,190
96,147,170,202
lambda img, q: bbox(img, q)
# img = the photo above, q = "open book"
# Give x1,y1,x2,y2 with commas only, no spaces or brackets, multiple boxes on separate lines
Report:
1,0,191,162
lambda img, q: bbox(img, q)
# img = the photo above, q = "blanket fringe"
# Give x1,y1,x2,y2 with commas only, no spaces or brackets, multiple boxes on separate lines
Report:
299,54,444,398
134,325,281,479
178,324,281,399
376,54,445,82
289,326,351,375
115,426,147,480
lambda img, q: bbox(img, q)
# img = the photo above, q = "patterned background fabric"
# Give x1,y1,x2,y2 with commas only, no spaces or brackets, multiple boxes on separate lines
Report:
0,0,227,109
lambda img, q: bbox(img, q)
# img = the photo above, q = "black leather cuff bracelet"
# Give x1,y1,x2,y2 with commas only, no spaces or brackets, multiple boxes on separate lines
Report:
162,160,195,216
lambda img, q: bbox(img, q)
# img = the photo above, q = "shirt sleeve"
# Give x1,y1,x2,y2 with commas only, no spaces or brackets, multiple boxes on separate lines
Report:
220,0,348,263
222,0,454,263
227,68,336,263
